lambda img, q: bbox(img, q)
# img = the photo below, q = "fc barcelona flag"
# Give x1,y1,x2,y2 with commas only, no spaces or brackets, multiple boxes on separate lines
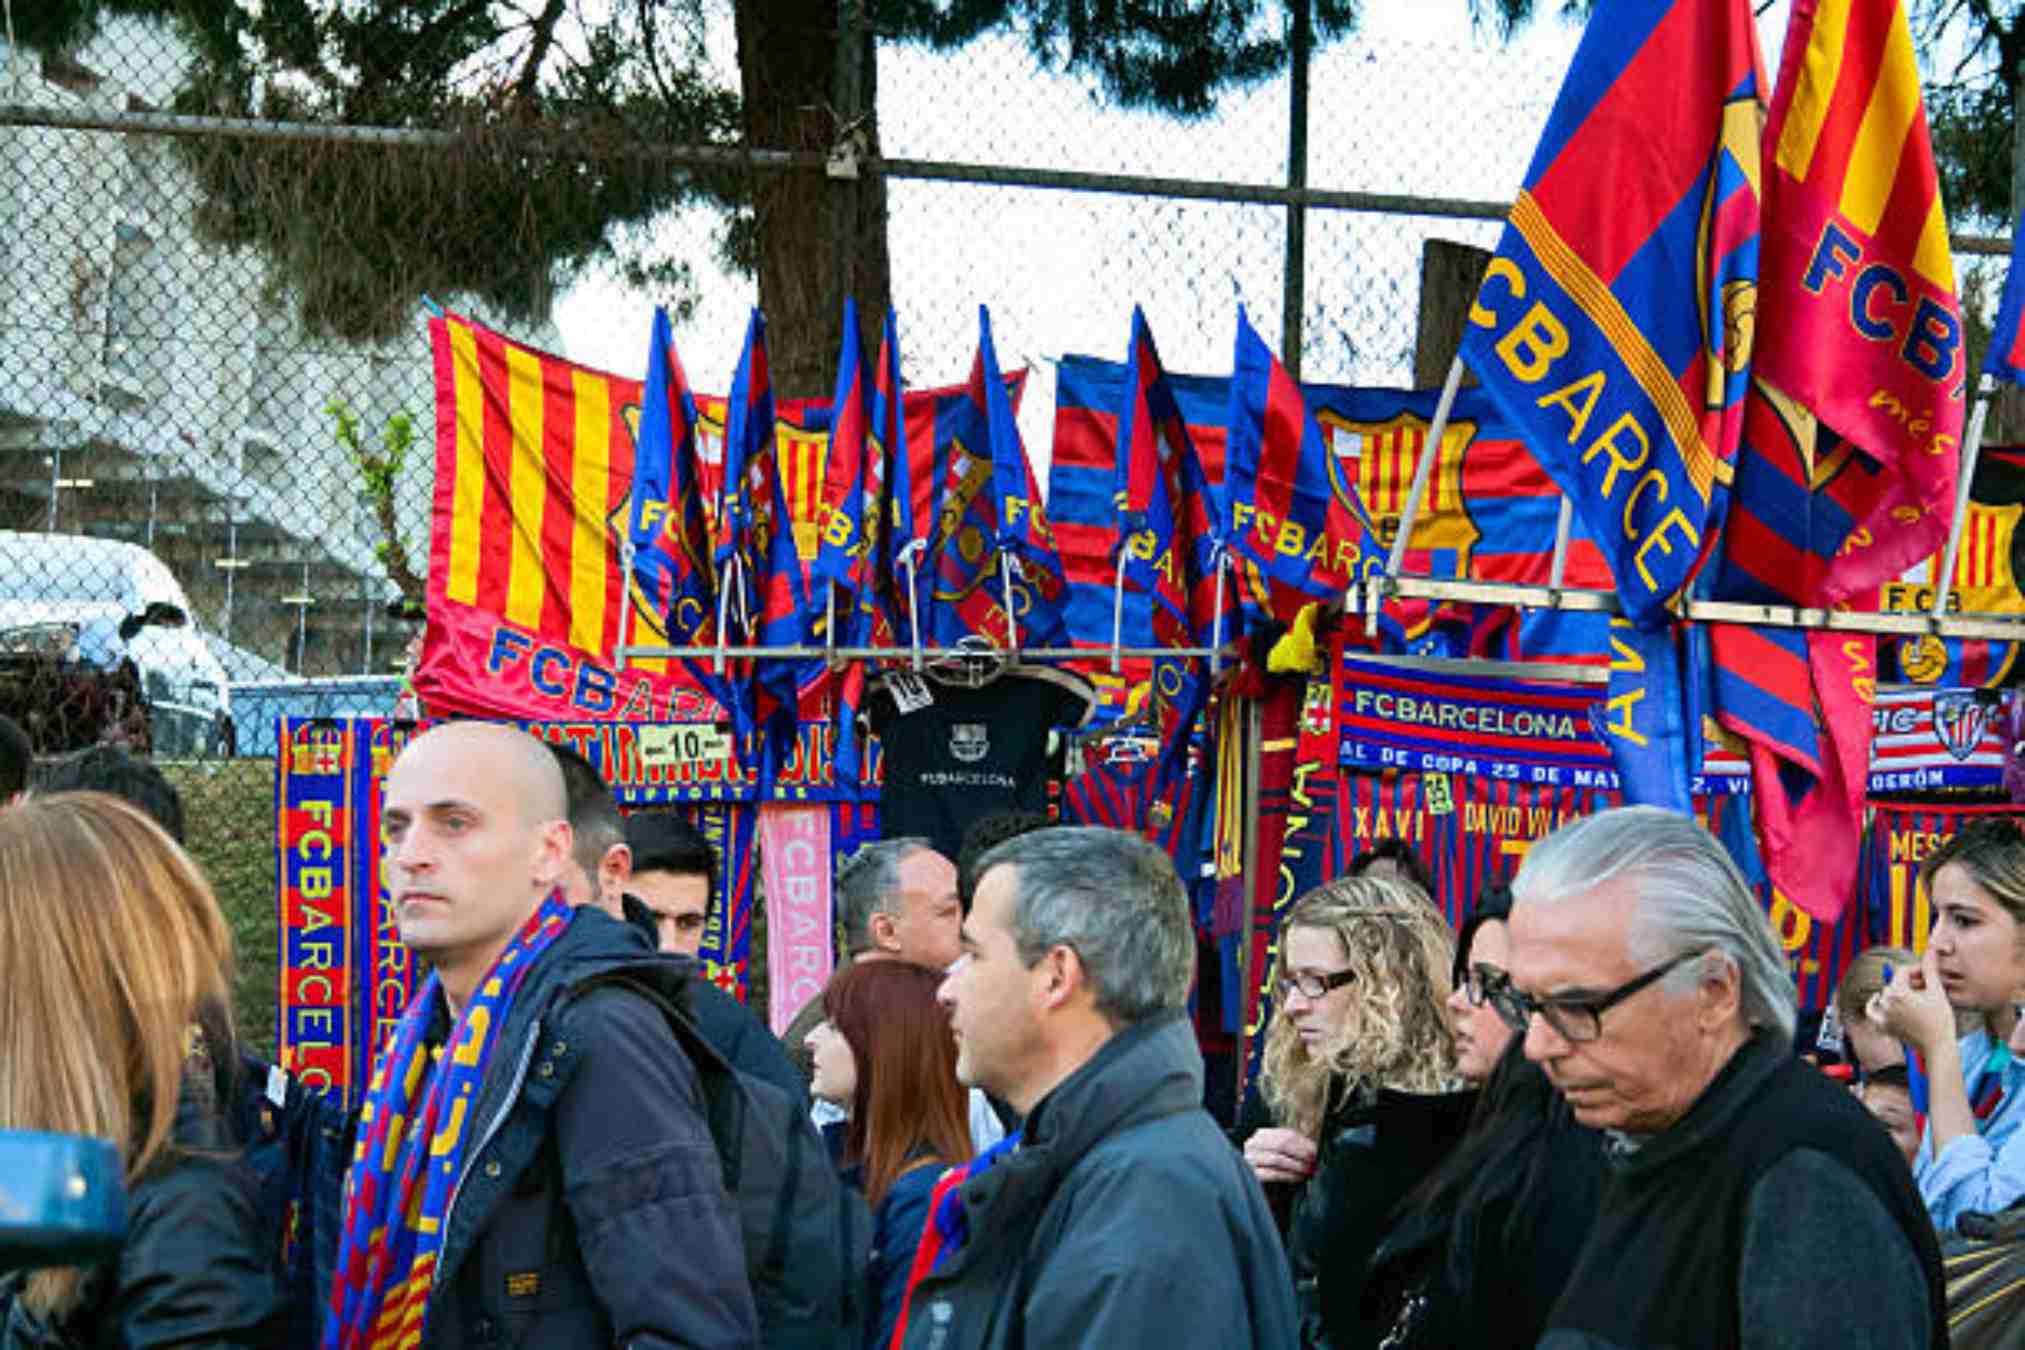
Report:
1755,0,1964,601
629,307,742,720
1988,218,2025,388
1225,308,1380,622
715,310,778,744
1459,0,1764,627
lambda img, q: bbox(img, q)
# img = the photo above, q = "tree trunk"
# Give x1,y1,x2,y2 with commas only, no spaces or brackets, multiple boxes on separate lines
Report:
1414,239,1490,390
734,0,890,400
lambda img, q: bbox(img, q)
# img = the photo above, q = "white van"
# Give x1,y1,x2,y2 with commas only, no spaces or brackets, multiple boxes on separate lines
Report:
0,531,234,757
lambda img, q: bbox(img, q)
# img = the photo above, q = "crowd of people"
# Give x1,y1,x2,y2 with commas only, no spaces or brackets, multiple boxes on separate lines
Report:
1,714,2022,1347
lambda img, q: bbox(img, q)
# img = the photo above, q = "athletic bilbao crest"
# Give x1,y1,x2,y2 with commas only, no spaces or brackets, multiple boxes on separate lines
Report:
1933,692,1992,763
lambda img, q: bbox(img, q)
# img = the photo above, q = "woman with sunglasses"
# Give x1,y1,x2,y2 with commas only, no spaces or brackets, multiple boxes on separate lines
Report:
1875,818,2025,1232
1363,884,1606,1349
1239,874,1469,1350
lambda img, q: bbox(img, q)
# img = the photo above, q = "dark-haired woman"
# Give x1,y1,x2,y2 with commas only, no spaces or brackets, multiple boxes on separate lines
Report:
1362,886,1605,1350
810,960,975,1350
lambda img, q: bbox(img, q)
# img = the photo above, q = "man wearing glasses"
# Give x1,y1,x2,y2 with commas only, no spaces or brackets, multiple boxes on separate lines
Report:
1501,806,1945,1349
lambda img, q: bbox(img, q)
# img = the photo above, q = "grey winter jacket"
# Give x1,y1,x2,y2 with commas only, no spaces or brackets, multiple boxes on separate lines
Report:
898,1011,1298,1350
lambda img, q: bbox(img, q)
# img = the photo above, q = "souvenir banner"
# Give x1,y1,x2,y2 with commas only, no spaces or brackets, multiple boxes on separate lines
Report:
1337,653,2005,797
512,716,883,804
359,720,425,1087
275,719,358,1095
759,804,835,1034
1862,803,2022,953
1237,681,1308,1106
1703,792,1867,1012
694,803,761,1000
1879,444,2025,689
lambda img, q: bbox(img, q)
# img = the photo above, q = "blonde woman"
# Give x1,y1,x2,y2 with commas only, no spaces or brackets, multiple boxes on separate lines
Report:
1239,874,1470,1350
0,792,282,1346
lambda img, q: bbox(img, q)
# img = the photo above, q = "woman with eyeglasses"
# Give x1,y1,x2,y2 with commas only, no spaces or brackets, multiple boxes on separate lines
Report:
1238,874,1469,1350
1874,818,2025,1233
1362,884,1606,1350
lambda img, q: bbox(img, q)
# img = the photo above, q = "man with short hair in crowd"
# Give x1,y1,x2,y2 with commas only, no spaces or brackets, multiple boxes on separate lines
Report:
624,809,716,957
331,721,756,1345
896,826,1297,1349
546,740,805,1108
37,742,185,842
780,836,963,1075
1498,806,1945,1348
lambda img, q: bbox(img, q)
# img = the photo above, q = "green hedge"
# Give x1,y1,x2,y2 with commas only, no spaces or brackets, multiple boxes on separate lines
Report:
165,760,280,1059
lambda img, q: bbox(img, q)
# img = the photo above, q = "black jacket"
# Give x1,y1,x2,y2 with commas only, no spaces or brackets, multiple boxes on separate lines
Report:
897,1011,1298,1350
1282,1085,1475,1350
1,1072,285,1349
1539,1030,1946,1350
621,893,809,1113
410,904,758,1348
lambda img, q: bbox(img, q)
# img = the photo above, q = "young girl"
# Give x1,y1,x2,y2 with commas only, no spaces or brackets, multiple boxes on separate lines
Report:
809,960,975,1350
1876,818,2025,1232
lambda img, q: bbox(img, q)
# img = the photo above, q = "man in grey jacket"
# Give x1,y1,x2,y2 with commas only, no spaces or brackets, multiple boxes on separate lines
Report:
898,826,1297,1350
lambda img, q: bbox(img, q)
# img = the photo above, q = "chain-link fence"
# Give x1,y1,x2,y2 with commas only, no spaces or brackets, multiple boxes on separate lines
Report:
3,5,2004,757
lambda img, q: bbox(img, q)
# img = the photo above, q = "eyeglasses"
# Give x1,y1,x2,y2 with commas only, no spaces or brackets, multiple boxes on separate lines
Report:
1460,962,1508,1007
1488,950,1702,1043
1277,967,1356,1001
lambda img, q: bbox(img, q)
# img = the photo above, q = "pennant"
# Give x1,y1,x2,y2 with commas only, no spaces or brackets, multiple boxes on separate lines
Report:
1224,307,1380,621
1458,0,1764,626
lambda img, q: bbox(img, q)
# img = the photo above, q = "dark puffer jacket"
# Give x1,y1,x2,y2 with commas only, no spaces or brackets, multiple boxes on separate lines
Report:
1,1068,285,1349
398,904,757,1349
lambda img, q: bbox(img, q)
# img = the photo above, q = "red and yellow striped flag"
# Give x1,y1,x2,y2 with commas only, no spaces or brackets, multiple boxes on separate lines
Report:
429,313,642,659
1756,0,1963,603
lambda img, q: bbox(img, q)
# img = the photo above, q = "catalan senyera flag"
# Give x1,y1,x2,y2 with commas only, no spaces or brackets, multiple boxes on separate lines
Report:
1225,307,1381,624
1755,0,1964,602
1458,0,1764,628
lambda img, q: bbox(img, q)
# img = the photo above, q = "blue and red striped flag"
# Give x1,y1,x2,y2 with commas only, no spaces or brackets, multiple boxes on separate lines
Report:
1224,307,1380,624
1712,0,1963,924
628,306,741,719
927,308,1068,649
1458,0,1765,628
1989,217,2025,388
809,301,886,786
713,309,776,746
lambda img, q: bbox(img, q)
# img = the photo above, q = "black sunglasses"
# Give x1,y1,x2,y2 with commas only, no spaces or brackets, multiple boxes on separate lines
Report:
1277,967,1356,1001
1488,950,1702,1044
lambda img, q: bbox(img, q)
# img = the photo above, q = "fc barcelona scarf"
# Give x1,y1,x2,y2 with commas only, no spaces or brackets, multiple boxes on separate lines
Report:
323,894,572,1348
888,1130,1022,1347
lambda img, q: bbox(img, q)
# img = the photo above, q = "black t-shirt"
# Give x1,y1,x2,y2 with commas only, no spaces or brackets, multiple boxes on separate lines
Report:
868,668,1094,860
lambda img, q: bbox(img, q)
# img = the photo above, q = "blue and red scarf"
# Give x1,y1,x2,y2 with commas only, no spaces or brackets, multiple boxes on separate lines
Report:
887,1130,1021,1348
323,894,571,1348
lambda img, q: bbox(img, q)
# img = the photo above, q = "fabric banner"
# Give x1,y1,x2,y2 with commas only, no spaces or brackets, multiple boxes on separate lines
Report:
275,718,357,1095
358,720,424,1087
1862,803,2022,953
1336,652,2005,798
1237,681,1304,1104
692,803,760,1001
759,804,836,1034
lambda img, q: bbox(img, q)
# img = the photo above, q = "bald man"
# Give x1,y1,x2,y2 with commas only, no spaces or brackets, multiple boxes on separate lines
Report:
330,722,758,1346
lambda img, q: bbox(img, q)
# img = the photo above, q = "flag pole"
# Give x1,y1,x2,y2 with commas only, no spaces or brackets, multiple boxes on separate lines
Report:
1000,552,1022,658
1210,548,1231,679
823,582,837,668
898,541,925,671
1109,548,1129,674
1364,352,1465,635
1547,497,1574,593
1930,376,1994,620
615,537,638,671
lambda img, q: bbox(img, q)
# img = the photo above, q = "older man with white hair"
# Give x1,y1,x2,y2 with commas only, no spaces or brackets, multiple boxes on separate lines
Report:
1495,806,1944,1349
